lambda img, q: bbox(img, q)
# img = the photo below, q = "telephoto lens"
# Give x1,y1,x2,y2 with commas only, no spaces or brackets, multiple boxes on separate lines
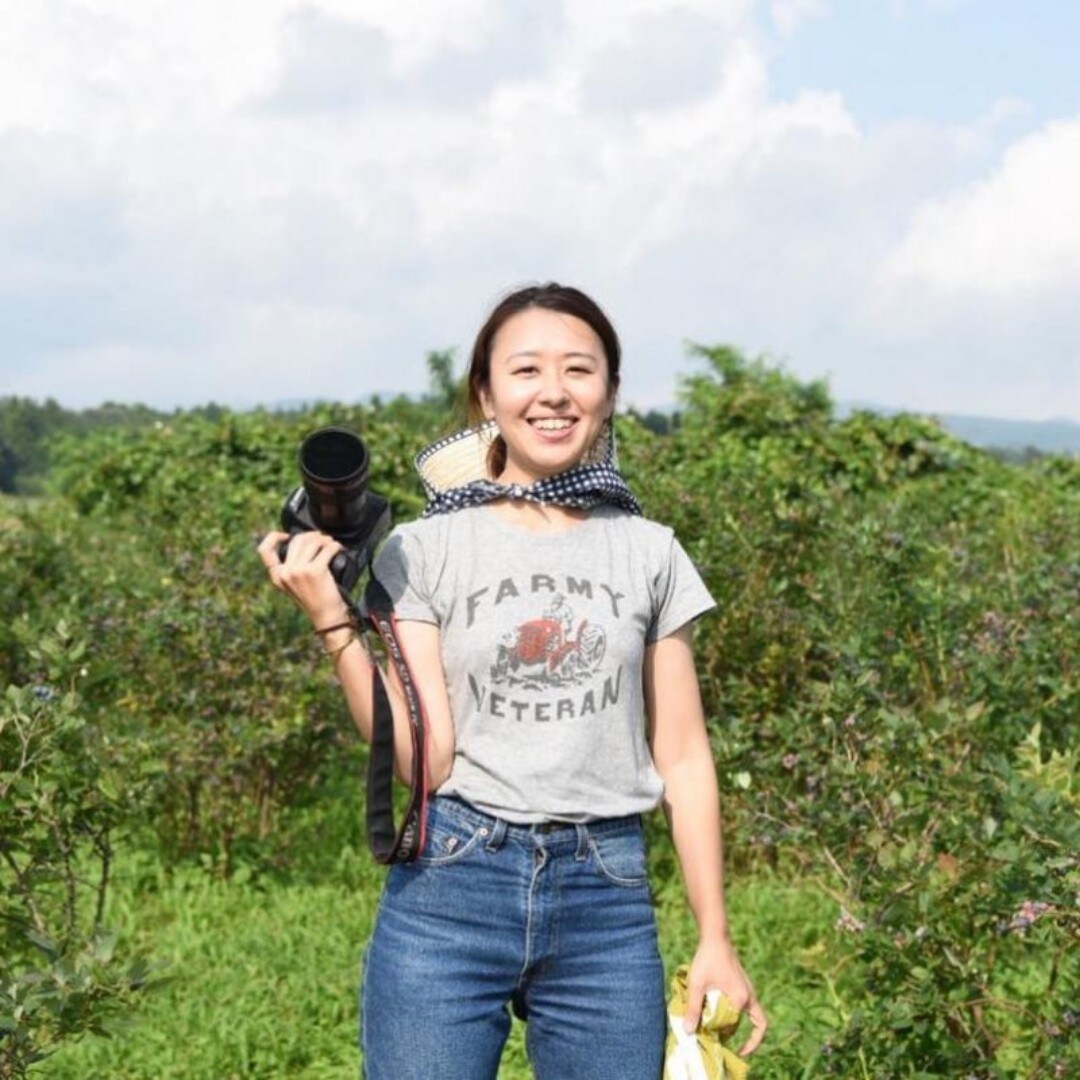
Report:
298,427,372,540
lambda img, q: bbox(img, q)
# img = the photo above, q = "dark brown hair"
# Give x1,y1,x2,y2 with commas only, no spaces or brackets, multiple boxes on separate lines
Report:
467,283,621,477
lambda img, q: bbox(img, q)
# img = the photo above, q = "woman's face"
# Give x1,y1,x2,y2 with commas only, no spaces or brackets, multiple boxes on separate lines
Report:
479,307,615,486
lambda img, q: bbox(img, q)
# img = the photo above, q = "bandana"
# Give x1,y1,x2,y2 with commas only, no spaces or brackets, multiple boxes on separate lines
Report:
416,420,642,518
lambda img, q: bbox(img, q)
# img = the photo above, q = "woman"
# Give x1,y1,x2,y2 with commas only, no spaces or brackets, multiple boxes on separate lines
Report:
259,284,766,1079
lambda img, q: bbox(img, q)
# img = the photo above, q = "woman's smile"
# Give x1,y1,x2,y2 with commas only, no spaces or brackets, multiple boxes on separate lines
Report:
529,417,575,431
527,416,578,441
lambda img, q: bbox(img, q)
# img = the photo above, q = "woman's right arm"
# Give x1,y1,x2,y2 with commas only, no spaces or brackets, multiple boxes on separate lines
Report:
257,529,455,789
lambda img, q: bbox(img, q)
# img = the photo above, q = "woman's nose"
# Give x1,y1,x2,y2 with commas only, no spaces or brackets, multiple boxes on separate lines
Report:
538,371,569,405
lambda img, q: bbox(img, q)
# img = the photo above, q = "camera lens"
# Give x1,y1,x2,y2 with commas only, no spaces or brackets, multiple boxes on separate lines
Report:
298,427,370,539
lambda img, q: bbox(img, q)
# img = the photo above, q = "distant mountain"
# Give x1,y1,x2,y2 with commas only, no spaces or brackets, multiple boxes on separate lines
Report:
840,404,1080,455
926,413,1080,455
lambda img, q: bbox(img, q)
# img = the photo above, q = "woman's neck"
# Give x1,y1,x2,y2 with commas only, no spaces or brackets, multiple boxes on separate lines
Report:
486,499,588,534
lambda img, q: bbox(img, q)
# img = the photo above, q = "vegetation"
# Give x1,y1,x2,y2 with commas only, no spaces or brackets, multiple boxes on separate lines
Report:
1,349,1077,1078
0,398,180,495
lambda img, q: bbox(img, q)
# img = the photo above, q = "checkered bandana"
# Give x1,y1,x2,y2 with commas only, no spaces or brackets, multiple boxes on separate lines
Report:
416,421,642,518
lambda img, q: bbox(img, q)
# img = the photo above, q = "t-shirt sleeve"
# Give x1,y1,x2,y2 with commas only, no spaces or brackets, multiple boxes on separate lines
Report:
647,532,717,644
371,525,439,624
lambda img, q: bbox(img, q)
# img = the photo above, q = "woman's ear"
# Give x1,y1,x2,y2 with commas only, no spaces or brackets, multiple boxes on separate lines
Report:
604,375,620,418
479,385,496,421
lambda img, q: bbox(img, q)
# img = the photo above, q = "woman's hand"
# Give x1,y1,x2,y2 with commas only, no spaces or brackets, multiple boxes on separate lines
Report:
256,529,351,628
682,936,768,1056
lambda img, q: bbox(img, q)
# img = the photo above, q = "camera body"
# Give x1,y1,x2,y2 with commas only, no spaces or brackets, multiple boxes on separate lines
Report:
279,426,392,593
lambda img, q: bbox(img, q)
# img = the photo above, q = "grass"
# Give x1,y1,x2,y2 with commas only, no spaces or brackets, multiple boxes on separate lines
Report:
27,780,1063,1078
36,850,375,1079
33,820,843,1079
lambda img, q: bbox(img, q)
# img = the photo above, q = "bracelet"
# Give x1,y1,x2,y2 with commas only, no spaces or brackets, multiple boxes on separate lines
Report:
325,633,359,662
315,619,355,636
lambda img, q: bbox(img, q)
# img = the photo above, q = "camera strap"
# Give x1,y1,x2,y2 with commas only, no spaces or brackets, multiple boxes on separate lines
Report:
358,573,428,864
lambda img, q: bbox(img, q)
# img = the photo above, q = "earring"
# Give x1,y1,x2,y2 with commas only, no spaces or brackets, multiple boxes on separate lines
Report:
583,418,615,466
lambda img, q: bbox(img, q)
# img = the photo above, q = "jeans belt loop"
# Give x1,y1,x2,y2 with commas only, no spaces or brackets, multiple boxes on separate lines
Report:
574,823,590,861
485,817,508,853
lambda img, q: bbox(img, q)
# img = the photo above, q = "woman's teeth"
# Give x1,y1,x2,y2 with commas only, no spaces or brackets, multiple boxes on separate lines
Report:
530,418,573,431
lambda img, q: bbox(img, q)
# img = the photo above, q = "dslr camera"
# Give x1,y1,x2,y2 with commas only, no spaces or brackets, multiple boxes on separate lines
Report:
279,426,391,593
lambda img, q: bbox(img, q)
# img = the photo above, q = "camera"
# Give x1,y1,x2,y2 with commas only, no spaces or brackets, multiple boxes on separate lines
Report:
279,426,391,592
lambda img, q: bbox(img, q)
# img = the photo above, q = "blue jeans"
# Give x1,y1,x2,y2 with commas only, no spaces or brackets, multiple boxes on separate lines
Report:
361,795,666,1079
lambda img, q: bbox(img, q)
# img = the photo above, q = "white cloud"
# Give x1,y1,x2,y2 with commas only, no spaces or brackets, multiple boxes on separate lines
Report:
0,0,1076,420
881,118,1080,296
771,0,830,39
854,115,1080,420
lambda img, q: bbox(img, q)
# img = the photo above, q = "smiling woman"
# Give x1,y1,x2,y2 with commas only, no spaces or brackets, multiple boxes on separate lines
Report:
258,282,766,1079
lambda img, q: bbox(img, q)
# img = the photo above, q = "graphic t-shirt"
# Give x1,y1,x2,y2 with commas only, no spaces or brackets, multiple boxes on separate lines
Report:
372,504,715,823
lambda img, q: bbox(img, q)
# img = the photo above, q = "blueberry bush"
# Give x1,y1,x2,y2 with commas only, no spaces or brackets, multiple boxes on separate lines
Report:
2,351,1076,1076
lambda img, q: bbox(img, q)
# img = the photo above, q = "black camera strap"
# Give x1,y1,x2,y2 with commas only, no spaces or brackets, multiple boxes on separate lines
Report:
358,573,428,864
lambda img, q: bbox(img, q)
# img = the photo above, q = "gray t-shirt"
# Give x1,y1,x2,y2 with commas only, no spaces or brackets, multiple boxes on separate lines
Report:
372,504,715,823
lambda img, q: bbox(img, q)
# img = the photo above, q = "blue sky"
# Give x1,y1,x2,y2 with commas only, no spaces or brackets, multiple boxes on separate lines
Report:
769,2,1080,129
1,0,1077,421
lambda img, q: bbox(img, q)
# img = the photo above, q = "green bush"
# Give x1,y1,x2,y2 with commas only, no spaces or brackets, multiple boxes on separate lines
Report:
617,347,1079,1076
2,349,1074,1075
0,629,159,1078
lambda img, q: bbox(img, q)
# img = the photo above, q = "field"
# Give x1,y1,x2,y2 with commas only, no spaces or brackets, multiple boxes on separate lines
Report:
3,350,1077,1078
33,821,842,1079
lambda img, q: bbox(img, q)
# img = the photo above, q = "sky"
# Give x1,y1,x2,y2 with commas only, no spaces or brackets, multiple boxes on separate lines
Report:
2,0,1078,421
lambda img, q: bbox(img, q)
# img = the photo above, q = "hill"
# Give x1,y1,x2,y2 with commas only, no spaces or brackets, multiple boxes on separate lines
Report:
927,412,1080,454
835,403,1080,455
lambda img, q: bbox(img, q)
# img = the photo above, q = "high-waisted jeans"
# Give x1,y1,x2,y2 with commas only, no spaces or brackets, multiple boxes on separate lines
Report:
361,795,666,1079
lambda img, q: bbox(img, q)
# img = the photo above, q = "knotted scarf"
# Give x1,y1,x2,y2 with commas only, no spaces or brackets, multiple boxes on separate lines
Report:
416,420,642,517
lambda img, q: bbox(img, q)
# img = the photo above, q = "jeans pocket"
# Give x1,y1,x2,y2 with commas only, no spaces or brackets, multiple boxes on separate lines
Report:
587,828,649,887
417,809,490,866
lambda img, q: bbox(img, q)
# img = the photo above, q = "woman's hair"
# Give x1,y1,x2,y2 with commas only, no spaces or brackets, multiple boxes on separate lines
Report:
467,283,621,477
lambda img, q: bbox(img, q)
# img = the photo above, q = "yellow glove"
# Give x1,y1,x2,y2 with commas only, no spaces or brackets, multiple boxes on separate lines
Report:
663,964,749,1080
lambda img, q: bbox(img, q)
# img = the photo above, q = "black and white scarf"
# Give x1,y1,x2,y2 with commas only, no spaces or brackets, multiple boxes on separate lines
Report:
416,421,642,518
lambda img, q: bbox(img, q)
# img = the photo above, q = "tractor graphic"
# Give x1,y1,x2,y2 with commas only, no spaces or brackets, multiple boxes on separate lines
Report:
492,597,606,688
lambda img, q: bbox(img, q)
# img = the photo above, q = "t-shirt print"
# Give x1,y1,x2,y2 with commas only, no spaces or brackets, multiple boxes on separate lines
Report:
467,577,625,725
492,592,606,689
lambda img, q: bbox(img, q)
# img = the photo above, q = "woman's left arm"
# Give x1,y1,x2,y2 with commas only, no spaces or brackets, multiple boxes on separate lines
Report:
645,623,768,1056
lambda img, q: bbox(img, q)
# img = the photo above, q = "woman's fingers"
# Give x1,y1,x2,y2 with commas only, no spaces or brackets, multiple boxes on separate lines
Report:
256,530,290,570
681,973,705,1033
257,531,346,614
279,531,344,568
738,993,768,1056
257,530,342,569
